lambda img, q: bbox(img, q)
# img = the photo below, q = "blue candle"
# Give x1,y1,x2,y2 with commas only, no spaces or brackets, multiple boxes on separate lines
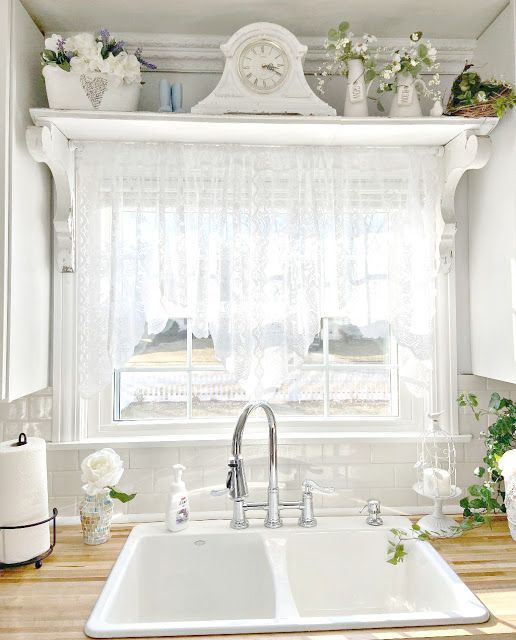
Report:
159,79,172,112
171,82,184,113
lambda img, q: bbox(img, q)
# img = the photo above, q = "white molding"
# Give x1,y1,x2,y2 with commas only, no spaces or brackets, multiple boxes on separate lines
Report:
26,124,76,273
58,32,476,76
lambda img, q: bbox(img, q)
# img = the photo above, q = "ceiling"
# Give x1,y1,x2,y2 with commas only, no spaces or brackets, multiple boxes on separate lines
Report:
20,0,509,39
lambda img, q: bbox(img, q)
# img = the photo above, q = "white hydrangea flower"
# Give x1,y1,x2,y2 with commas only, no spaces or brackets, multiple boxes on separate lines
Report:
410,58,418,66
476,91,487,103
66,32,98,59
382,68,394,80
393,53,401,63
393,63,401,72
44,34,63,53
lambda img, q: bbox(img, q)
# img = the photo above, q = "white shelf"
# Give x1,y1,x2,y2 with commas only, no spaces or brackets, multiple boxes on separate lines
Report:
30,109,498,147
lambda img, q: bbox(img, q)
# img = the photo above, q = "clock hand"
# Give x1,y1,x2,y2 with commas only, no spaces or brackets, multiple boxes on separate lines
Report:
262,63,282,75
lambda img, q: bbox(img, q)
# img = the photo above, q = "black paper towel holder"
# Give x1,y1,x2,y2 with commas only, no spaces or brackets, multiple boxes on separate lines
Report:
0,507,58,570
1,434,58,570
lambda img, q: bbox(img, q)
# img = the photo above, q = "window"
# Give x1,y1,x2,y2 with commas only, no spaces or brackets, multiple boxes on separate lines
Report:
58,142,452,442
115,317,398,421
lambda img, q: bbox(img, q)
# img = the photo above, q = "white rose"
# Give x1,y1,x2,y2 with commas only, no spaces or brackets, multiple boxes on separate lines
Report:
45,34,63,53
81,448,124,496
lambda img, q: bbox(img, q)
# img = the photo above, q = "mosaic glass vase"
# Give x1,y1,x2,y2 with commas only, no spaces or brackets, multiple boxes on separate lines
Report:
80,491,114,545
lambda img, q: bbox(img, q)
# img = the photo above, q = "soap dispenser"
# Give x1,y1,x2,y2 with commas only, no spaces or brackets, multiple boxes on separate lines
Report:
166,464,190,532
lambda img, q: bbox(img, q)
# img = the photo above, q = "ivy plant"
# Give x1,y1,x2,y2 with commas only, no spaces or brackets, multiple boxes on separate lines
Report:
457,392,516,518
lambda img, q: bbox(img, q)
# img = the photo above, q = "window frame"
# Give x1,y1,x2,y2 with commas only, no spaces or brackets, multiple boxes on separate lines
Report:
51,167,459,444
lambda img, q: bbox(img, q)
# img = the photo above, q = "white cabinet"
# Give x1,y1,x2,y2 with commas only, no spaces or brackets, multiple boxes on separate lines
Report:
0,0,50,400
468,3,516,383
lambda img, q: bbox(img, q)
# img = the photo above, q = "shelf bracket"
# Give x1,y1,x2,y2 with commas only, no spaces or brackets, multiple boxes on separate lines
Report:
440,131,492,274
26,124,75,273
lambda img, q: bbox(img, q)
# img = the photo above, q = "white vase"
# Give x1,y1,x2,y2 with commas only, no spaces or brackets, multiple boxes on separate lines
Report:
344,59,370,117
389,73,424,118
43,65,141,111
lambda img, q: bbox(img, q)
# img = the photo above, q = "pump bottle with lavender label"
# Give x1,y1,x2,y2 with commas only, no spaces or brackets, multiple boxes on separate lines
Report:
166,464,190,532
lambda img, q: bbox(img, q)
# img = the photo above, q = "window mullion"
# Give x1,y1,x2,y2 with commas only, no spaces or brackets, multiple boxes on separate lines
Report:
186,318,193,419
323,318,329,417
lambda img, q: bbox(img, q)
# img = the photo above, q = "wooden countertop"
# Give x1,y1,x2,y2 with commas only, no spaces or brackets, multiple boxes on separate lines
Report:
1,518,515,640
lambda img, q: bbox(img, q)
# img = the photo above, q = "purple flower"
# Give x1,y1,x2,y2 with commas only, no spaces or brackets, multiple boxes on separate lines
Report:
134,48,157,70
99,28,110,45
111,40,126,56
57,38,67,53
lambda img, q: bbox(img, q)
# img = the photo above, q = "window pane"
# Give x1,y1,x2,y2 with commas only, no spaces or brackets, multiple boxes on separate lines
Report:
269,370,324,416
192,371,246,417
328,368,393,416
192,333,220,366
118,371,188,420
328,319,389,364
304,324,324,364
127,319,187,367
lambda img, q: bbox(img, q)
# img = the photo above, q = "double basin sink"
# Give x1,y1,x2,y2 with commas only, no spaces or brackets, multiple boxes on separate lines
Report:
85,515,489,637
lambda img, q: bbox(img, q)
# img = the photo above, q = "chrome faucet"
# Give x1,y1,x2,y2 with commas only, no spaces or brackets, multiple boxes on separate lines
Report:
212,401,335,529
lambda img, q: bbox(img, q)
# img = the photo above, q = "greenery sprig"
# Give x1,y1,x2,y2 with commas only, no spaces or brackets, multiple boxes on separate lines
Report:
387,518,484,565
316,21,378,95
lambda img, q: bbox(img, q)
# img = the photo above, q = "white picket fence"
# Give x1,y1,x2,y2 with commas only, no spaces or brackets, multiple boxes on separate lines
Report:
119,369,390,411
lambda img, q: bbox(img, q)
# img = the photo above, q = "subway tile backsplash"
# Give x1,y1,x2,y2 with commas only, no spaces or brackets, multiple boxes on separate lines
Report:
0,375,507,517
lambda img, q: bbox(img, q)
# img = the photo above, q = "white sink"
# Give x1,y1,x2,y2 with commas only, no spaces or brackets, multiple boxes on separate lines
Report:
85,516,489,638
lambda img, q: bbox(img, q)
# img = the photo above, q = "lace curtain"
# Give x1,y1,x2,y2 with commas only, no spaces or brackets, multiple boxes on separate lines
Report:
76,142,442,399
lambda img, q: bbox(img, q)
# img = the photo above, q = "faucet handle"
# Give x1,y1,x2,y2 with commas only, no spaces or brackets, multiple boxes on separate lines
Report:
302,479,336,495
360,498,383,526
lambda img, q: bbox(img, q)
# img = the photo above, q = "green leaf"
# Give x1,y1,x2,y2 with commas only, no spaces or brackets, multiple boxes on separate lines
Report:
468,484,482,496
377,100,385,112
338,21,350,33
418,44,428,58
109,487,137,503
474,466,486,478
489,392,501,411
459,497,470,509
365,68,376,82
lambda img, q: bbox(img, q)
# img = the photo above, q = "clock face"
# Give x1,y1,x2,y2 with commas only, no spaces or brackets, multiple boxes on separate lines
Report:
238,39,290,93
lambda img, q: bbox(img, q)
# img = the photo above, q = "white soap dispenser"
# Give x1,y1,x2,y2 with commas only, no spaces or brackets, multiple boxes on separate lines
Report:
166,464,190,532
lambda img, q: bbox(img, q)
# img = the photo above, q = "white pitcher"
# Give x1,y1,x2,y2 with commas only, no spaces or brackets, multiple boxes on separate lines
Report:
344,59,373,117
389,73,426,117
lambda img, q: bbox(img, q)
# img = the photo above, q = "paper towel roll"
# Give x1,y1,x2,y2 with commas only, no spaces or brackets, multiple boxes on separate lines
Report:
0,435,49,564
